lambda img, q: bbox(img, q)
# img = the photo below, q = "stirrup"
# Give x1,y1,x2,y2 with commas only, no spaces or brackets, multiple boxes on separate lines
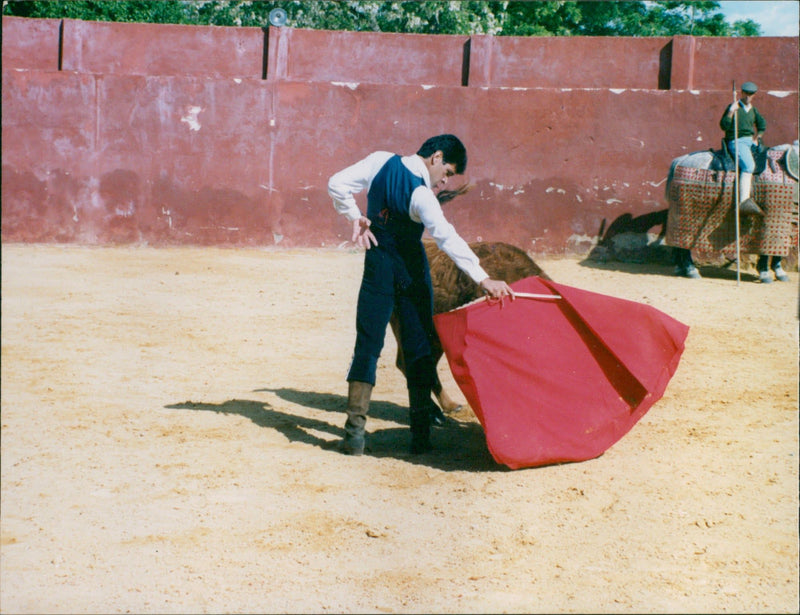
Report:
739,198,764,217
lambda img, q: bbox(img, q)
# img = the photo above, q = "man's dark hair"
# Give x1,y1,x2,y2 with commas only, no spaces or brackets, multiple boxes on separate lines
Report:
417,134,467,174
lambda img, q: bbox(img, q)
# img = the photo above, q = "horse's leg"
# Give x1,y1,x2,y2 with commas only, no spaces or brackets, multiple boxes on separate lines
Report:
771,256,790,281
756,255,792,282
674,247,701,278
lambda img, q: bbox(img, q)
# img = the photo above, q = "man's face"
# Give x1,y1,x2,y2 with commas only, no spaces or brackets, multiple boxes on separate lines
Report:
428,151,457,190
742,90,756,103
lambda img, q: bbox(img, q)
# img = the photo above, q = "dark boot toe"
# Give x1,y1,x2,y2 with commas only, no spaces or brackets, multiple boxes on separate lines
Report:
429,405,447,427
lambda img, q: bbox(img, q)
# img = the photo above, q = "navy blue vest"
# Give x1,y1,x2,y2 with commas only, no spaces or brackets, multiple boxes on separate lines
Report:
366,155,425,244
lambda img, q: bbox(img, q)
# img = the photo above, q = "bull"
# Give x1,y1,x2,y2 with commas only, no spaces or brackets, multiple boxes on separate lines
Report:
665,141,798,281
391,239,550,416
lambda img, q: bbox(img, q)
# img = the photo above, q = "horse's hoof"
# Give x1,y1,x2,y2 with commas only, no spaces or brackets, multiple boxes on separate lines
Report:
675,265,701,279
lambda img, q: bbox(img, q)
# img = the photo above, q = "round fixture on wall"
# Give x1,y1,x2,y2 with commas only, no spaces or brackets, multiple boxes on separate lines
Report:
268,8,288,27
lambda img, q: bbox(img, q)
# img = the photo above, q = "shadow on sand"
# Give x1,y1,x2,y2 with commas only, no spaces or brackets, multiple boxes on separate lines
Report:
584,209,763,282
578,255,760,282
166,387,506,472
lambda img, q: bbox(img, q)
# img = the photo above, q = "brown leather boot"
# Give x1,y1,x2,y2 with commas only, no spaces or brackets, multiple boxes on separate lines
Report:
338,381,373,455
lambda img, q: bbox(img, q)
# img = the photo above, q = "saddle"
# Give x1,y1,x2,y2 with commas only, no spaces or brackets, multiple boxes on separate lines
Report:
711,139,768,175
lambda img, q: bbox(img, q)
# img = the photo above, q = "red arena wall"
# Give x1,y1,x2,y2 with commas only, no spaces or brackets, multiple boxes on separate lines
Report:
2,16,798,253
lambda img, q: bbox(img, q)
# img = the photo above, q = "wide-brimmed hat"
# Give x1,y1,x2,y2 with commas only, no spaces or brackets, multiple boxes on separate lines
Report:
741,81,758,93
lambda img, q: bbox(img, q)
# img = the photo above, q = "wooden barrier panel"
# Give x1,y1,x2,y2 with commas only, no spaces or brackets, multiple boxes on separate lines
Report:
1,17,798,252
3,17,798,90
1,16,61,71
467,35,672,89
265,26,467,86
60,18,264,78
1,70,96,242
687,36,800,91
4,66,796,249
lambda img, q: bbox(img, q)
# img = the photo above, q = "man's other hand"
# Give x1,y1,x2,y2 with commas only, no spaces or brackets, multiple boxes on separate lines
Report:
352,217,378,249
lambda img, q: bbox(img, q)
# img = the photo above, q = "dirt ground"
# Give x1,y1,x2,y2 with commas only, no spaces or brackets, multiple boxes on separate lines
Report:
1,243,797,614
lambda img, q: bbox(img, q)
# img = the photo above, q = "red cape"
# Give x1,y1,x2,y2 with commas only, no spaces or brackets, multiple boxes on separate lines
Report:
433,276,689,469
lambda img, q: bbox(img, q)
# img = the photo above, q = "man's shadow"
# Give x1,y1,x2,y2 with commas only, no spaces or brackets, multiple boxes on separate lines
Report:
166,387,503,472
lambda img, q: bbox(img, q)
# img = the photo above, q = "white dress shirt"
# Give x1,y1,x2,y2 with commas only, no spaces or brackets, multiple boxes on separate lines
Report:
329,151,489,284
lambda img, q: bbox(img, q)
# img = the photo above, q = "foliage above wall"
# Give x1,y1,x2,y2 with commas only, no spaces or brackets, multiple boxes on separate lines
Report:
3,0,761,36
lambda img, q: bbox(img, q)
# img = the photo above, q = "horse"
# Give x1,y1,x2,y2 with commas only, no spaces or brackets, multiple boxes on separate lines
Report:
665,141,798,282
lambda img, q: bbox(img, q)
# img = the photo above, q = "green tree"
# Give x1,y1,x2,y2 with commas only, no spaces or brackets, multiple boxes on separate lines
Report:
2,0,196,23
2,1,762,36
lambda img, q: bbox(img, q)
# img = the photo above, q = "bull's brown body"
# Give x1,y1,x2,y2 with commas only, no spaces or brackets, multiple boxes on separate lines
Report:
391,240,550,412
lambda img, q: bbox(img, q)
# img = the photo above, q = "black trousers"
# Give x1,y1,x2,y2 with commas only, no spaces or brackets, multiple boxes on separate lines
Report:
347,242,436,388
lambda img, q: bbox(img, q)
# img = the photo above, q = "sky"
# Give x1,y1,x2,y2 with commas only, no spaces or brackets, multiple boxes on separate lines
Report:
716,1,799,36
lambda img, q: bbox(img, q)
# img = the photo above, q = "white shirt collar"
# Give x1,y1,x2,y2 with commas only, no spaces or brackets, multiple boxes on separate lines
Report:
401,154,431,188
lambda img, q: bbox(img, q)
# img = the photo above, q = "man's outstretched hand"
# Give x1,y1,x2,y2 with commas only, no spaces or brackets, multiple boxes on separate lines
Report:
480,278,515,300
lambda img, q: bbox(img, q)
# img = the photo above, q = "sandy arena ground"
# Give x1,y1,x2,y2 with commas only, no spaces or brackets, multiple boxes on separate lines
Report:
1,243,798,614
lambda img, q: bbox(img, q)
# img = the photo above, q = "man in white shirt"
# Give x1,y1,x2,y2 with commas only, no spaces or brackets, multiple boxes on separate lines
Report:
328,134,514,455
